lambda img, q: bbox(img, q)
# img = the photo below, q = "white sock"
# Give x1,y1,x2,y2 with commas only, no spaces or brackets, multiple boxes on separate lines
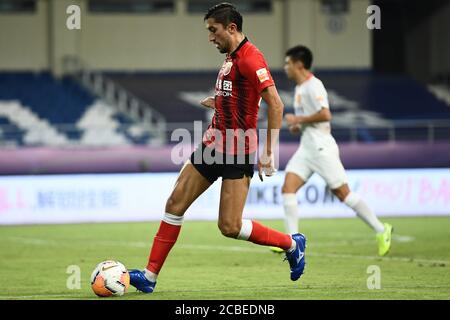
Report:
282,193,299,235
237,219,253,240
162,212,184,226
287,238,296,253
144,269,158,282
344,193,385,233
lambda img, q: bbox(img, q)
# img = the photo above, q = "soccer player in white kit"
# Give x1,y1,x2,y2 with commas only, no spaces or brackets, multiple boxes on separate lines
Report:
277,45,393,256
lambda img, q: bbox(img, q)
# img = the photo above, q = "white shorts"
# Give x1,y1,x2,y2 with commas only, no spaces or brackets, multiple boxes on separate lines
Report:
285,142,347,189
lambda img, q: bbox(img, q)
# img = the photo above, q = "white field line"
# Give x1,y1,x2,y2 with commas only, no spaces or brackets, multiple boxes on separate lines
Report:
1,235,449,300
392,234,415,242
0,293,87,299
4,235,449,265
4,284,450,300
4,233,414,248
177,244,450,265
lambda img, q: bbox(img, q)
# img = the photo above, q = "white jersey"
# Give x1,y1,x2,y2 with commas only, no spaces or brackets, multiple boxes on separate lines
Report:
293,75,336,149
286,74,347,189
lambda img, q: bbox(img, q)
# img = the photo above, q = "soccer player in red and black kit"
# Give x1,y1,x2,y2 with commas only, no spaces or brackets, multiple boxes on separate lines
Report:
129,3,306,293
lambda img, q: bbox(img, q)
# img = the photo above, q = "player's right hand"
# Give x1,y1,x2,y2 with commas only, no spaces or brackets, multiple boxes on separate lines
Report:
258,152,277,181
288,124,301,135
200,96,215,109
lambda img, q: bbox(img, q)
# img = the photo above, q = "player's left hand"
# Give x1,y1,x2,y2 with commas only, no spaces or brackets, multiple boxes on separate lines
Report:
258,152,277,181
288,124,301,134
200,96,216,109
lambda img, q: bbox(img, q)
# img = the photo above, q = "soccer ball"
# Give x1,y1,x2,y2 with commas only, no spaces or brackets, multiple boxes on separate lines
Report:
90,260,130,297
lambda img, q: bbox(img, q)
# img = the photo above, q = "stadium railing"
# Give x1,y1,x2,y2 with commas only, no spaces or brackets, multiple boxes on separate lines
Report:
62,55,167,145
1,119,450,147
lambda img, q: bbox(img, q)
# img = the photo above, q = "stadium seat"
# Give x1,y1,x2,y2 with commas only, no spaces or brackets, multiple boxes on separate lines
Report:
0,72,157,146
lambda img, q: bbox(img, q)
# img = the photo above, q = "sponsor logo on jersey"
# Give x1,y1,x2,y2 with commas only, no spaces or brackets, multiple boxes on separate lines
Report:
215,79,233,97
256,68,270,83
223,80,232,91
215,90,233,97
219,61,233,78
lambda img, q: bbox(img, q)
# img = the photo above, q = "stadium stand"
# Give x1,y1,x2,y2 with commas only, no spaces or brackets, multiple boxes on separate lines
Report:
0,72,157,146
1,71,449,147
108,71,450,143
0,115,24,146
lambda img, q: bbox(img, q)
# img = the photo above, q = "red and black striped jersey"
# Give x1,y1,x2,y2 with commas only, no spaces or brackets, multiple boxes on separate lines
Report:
203,38,275,155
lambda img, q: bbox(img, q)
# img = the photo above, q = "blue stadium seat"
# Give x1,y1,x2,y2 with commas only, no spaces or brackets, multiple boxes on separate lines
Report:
0,72,157,145
0,116,24,146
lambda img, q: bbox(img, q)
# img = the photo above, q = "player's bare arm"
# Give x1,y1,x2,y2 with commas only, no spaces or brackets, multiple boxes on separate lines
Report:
285,107,331,126
200,96,215,109
258,85,284,180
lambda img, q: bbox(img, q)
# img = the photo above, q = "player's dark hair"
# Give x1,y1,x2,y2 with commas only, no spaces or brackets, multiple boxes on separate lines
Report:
204,2,243,32
286,45,313,70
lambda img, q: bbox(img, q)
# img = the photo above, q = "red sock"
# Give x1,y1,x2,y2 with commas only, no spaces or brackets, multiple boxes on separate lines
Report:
146,220,181,274
248,220,292,250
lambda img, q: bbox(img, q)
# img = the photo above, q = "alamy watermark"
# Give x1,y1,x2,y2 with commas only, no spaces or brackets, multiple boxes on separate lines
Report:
66,5,81,30
366,265,381,290
66,265,81,290
367,5,381,30
66,4,381,31
170,122,280,168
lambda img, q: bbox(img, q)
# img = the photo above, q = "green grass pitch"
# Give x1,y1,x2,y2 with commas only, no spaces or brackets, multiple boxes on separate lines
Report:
0,217,449,300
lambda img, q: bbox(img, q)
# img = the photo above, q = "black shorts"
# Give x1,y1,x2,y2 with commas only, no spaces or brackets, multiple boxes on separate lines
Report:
190,143,255,184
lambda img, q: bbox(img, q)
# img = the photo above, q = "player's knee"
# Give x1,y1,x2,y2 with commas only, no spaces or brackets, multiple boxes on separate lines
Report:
165,195,185,216
282,184,295,194
332,187,349,202
218,221,241,238
331,190,343,201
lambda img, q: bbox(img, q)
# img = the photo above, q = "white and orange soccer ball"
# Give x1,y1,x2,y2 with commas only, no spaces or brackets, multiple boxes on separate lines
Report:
90,260,130,297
